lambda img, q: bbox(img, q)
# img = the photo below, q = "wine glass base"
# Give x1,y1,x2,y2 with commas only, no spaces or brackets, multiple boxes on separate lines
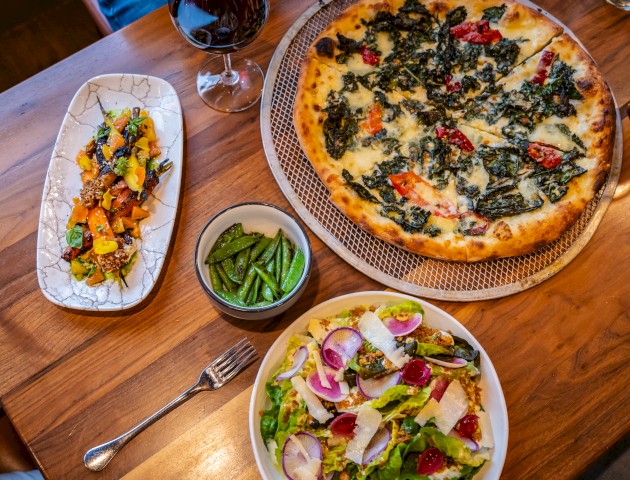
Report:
196,54,264,113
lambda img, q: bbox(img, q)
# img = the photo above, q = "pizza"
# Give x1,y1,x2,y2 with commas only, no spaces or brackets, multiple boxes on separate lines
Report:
293,0,614,262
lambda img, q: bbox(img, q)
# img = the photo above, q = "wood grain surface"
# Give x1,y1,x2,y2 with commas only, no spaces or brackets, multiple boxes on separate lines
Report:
0,1,628,479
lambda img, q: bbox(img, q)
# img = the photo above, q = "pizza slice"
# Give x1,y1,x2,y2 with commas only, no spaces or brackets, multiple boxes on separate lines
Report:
418,0,563,104
461,33,615,200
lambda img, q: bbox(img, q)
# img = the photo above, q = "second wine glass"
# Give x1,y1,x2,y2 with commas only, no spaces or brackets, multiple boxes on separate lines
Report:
168,0,269,112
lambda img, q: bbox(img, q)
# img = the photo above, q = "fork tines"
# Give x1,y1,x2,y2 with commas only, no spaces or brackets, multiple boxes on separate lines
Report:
210,338,257,382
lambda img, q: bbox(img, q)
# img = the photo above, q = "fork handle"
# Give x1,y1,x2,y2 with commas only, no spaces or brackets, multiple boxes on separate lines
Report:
84,384,202,472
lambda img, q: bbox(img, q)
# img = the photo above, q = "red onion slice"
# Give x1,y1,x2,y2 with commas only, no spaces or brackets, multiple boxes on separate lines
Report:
356,371,402,399
361,426,391,465
321,327,363,369
424,356,468,369
306,368,349,402
382,312,423,336
276,346,309,381
330,413,358,438
282,432,323,480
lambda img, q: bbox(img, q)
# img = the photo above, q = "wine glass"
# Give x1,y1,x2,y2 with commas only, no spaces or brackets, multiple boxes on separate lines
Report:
168,0,269,112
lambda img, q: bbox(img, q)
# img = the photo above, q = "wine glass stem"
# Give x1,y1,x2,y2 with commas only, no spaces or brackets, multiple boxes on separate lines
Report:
221,54,239,86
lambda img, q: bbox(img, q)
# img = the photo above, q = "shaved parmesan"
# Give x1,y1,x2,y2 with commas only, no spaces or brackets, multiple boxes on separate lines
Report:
415,398,441,427
313,350,332,389
358,311,410,368
435,380,469,434
477,410,495,449
345,404,382,465
291,376,334,424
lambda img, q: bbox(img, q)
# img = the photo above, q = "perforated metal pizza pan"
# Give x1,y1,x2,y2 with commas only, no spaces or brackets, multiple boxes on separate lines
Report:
260,0,623,302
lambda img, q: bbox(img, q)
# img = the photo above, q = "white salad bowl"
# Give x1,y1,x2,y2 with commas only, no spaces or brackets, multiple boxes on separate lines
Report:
249,291,508,480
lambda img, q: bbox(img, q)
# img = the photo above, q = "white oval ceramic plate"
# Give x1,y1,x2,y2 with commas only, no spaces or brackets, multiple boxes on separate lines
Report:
36,74,183,311
249,291,509,479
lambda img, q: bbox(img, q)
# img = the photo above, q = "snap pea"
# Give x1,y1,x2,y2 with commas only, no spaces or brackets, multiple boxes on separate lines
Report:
209,264,223,292
281,248,305,293
249,237,271,262
215,263,236,292
280,235,291,285
257,230,282,265
253,262,280,299
214,289,248,308
248,275,262,305
209,234,261,264
261,259,275,302
221,257,241,283
206,223,242,263
234,247,250,281
275,244,282,283
237,264,257,301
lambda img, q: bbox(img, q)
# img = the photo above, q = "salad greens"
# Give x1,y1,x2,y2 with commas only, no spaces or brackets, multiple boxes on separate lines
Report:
260,301,494,479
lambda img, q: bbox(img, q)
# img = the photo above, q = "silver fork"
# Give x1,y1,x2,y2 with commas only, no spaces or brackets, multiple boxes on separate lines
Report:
84,338,257,472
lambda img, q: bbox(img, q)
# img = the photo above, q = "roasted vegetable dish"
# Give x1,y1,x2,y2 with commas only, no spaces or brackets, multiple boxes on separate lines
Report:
61,101,172,286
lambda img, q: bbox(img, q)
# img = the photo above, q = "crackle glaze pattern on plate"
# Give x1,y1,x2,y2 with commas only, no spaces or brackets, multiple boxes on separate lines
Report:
36,74,183,311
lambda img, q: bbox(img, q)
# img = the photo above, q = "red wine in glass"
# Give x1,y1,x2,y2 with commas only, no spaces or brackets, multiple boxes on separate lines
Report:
169,0,269,112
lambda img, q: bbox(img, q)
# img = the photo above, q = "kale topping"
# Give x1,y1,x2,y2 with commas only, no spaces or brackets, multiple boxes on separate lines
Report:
476,144,521,180
322,93,359,159
555,124,586,150
476,184,543,219
399,0,431,16
481,5,507,23
341,72,358,93
484,38,521,75
401,100,447,126
478,63,496,83
342,169,379,203
335,33,362,64
379,205,430,233
532,150,587,202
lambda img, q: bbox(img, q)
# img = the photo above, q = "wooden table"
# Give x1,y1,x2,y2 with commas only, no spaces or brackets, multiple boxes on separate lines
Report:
0,1,628,479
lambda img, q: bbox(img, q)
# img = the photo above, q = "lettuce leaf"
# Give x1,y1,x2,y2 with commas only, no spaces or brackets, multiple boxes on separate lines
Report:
416,342,450,357
418,427,490,467
323,444,347,476
383,388,430,421
369,385,413,409
378,301,424,320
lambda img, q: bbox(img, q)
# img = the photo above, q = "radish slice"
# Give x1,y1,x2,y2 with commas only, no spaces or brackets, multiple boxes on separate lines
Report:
424,356,468,369
321,327,363,369
361,426,391,464
282,432,323,480
276,346,309,381
330,413,358,438
356,371,402,399
307,367,350,402
291,376,334,424
382,312,423,336
402,359,431,386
